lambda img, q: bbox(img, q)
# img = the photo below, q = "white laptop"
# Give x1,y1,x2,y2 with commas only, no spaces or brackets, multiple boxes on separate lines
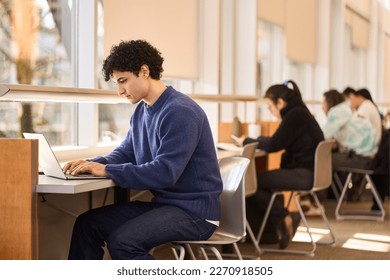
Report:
23,133,107,180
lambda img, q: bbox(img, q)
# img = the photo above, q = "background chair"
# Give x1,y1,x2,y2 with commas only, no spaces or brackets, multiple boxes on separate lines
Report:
334,167,385,221
171,156,250,260
239,142,263,258
240,142,259,198
256,139,336,257
219,142,262,259
333,128,389,221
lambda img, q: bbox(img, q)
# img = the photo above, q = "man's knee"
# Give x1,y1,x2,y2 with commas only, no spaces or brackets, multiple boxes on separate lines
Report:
107,230,149,259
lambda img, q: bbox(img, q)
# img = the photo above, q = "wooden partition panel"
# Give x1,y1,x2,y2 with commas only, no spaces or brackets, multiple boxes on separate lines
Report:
219,120,283,170
0,139,38,259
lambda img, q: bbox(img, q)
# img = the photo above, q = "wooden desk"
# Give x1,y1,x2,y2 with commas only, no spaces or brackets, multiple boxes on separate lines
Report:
217,149,239,159
217,143,266,158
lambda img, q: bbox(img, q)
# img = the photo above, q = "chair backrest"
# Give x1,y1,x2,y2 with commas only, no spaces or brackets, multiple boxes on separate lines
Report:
240,142,258,197
312,139,335,192
218,156,250,238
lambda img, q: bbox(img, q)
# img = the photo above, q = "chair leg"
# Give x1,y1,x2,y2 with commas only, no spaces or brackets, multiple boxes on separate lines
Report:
170,243,198,260
333,172,344,198
256,192,279,244
330,180,340,201
335,172,385,221
261,192,316,256
170,244,185,260
259,189,336,257
310,192,336,246
200,245,223,260
335,172,352,220
245,219,262,259
232,242,243,260
184,244,197,260
291,193,316,256
365,175,385,220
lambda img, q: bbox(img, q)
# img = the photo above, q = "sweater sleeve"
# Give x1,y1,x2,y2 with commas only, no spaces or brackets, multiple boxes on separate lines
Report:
104,107,204,190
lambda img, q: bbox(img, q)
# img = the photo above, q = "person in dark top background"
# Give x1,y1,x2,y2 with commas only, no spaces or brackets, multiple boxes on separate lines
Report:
236,80,324,249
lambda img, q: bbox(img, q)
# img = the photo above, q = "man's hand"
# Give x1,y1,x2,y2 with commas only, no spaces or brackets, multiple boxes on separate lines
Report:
63,160,107,177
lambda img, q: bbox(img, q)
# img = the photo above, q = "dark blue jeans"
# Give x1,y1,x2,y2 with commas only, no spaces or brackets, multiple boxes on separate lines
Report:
68,201,216,260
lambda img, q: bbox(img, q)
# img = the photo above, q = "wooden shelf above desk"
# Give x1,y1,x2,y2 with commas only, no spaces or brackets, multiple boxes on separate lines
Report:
187,94,258,103
0,83,123,103
0,83,258,104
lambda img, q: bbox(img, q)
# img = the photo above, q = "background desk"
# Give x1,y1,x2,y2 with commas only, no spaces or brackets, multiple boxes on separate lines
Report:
217,144,266,159
217,149,239,159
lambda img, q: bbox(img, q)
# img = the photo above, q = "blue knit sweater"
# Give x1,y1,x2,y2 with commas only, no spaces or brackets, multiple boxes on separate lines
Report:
91,86,222,221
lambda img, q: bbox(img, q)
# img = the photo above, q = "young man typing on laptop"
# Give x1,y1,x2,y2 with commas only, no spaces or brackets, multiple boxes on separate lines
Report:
63,40,222,260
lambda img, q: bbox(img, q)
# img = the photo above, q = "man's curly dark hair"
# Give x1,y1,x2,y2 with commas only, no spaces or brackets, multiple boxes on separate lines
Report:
102,40,164,81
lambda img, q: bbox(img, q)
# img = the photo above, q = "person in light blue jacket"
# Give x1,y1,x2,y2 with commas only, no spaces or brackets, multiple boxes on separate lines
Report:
322,90,377,158
322,90,377,199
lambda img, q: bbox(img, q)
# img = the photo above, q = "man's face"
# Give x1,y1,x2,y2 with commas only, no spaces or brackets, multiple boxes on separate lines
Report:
348,93,361,110
112,69,148,104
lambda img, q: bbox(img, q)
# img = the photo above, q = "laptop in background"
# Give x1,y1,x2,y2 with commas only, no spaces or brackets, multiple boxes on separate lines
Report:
23,133,108,180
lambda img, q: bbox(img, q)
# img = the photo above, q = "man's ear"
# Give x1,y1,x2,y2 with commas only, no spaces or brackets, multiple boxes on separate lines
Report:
140,64,150,78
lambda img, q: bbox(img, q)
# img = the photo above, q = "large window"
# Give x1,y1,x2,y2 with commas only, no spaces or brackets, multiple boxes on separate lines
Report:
96,0,195,144
96,1,132,143
0,101,76,145
0,0,203,147
0,0,74,146
343,25,367,88
257,21,285,122
257,20,321,123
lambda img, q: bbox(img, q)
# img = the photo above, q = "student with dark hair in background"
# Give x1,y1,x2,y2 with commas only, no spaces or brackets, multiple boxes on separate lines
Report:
345,88,382,145
342,86,356,97
349,88,389,210
235,80,324,249
341,88,385,203
322,89,377,166
321,89,378,201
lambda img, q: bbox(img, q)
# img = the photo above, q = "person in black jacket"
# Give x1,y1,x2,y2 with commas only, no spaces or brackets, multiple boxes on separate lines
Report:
238,80,324,249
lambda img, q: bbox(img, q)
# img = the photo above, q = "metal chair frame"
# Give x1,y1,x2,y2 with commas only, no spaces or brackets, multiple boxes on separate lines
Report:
334,167,385,221
255,139,336,257
171,157,252,260
240,142,263,258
